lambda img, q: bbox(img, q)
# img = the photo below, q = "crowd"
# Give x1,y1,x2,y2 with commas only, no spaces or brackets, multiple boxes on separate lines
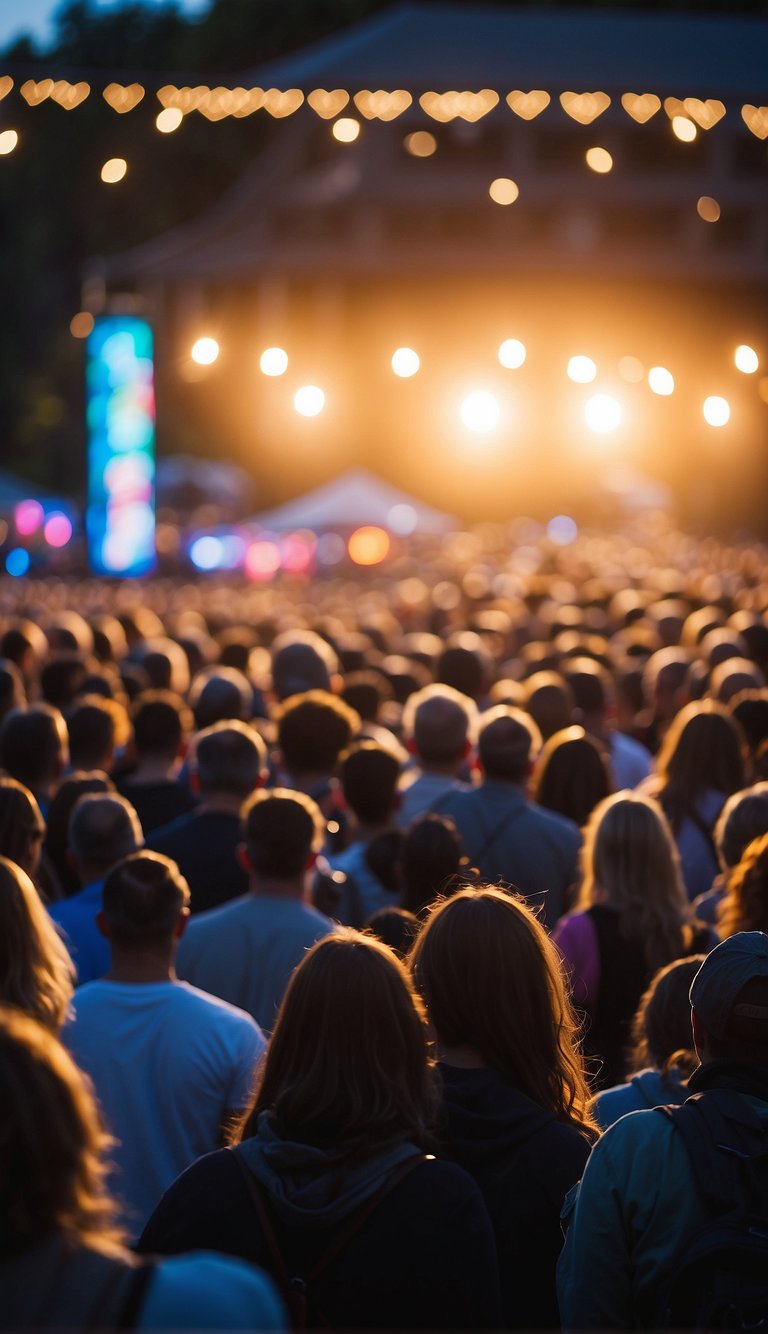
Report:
1,516,768,1329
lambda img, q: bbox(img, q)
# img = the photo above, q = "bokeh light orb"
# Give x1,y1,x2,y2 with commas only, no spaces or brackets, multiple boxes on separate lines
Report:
498,339,526,369
585,146,613,173
404,131,436,157
460,391,500,433
568,355,597,384
735,344,759,374
190,535,225,571
348,526,390,566
703,396,730,427
260,346,289,376
5,548,30,577
14,499,44,536
648,366,675,396
156,107,183,133
70,311,94,339
548,515,578,546
101,157,127,183
672,115,697,143
245,540,281,580
387,503,418,535
489,177,519,206
43,512,73,548
391,347,420,378
294,385,325,417
585,394,622,434
697,196,721,223
0,130,19,155
191,337,219,365
332,117,360,143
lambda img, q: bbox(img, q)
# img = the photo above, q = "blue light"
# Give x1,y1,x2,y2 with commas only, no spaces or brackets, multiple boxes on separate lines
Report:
190,535,225,571
6,548,31,577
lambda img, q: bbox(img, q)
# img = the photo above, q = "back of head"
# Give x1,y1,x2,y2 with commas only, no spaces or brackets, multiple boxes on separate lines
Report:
657,700,745,806
402,684,476,767
194,720,266,799
271,631,338,701
689,932,768,1065
715,782,768,870
138,638,190,697
66,696,127,771
276,690,359,777
365,907,419,959
410,886,593,1130
710,658,765,706
102,852,190,951
341,741,402,825
533,725,612,827
44,774,115,897
435,644,486,702
719,831,768,938
523,672,575,741
131,689,191,760
0,857,73,1032
242,788,325,880
729,691,768,759
189,667,253,730
563,658,609,721
40,654,90,711
0,705,68,793
0,658,25,723
0,777,45,872
68,794,142,879
630,955,705,1077
477,705,542,783
401,813,466,916
0,1007,120,1258
242,931,434,1154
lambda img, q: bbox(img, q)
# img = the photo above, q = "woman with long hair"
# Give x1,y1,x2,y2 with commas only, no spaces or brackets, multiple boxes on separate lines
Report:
718,830,768,937
553,792,712,1090
0,776,49,890
410,886,595,1330
0,856,74,1032
532,725,613,829
0,1009,283,1329
653,699,746,899
140,931,502,1330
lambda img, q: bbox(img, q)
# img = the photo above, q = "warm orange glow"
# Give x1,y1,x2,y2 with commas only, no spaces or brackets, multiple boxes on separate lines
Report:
703,396,730,427
742,105,768,140
460,391,500,433
672,115,697,143
697,196,721,223
648,366,675,396
353,90,412,121
51,80,90,109
567,355,597,384
683,98,725,130
735,345,759,374
498,339,526,369
332,117,360,143
618,356,644,383
560,91,611,124
260,347,289,376
0,129,18,154
620,92,660,124
348,526,390,565
70,311,94,339
404,131,437,157
489,177,519,205
0,76,13,103
156,107,183,133
100,157,127,183
307,89,349,119
585,394,622,434
191,337,219,365
21,79,54,106
391,347,420,378
419,90,499,123
103,82,145,113
585,146,613,173
506,90,550,120
294,386,325,417
758,378,768,406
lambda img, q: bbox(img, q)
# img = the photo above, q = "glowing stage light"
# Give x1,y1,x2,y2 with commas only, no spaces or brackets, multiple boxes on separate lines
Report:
648,366,675,396
735,345,759,374
43,513,73,548
190,535,225,571
317,532,346,565
260,346,289,376
498,339,526,369
348,526,390,565
585,146,612,173
388,503,418,535
585,394,622,433
5,548,30,577
294,385,325,417
672,115,697,142
245,540,281,580
191,337,219,366
391,347,420,378
156,107,182,133
14,500,44,536
404,131,436,157
460,391,500,433
332,117,360,142
568,355,597,384
548,515,578,545
489,177,519,205
0,129,18,155
697,196,721,222
703,396,730,427
618,356,644,383
101,157,127,183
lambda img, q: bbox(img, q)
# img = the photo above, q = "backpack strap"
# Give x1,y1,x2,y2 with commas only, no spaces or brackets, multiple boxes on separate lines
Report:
659,1089,768,1214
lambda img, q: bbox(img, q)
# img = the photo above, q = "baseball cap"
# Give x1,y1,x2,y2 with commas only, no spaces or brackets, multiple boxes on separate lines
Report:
689,931,768,1040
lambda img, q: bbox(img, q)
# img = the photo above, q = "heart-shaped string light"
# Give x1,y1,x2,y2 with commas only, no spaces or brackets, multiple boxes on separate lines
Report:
620,92,660,123
506,90,550,120
307,89,349,119
103,82,145,113
560,91,611,124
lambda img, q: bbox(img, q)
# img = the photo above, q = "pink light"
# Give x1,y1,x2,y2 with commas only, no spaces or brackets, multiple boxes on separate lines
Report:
15,499,44,536
281,533,314,574
43,512,73,548
245,540,281,581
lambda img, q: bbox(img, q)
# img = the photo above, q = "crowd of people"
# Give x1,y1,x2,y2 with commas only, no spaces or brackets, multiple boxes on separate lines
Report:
1,516,768,1329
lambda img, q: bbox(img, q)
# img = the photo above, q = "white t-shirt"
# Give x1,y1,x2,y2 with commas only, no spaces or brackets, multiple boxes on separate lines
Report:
64,979,265,1241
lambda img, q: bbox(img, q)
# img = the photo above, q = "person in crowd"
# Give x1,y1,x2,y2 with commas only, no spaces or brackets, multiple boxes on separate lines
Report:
397,684,476,827
558,933,768,1329
410,886,595,1329
0,703,69,816
592,955,704,1129
188,666,254,730
177,789,334,1031
0,857,74,1032
0,657,26,725
553,792,713,1089
439,706,580,929
563,657,653,789
66,695,129,773
148,720,265,911
365,905,420,958
400,812,469,916
522,672,575,743
273,688,359,824
49,794,143,984
116,690,196,836
40,653,92,711
651,699,746,900
64,852,265,1241
718,830,768,937
140,931,503,1330
0,1008,284,1330
270,629,339,701
43,773,116,898
692,781,768,924
135,637,191,698
532,725,613,829
0,776,47,889
328,741,403,926
435,641,490,707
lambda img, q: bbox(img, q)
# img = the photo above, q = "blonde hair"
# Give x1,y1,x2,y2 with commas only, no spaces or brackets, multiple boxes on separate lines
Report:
410,886,597,1138
579,792,690,972
0,857,74,1031
0,1007,124,1257
718,831,768,938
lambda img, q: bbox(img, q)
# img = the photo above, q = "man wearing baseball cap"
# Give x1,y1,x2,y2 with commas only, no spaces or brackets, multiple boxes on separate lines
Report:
558,932,768,1329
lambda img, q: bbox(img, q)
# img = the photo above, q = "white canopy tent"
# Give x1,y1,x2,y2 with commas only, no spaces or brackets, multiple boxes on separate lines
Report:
251,468,456,535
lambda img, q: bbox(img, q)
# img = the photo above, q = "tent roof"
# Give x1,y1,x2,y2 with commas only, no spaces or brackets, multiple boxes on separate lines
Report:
248,3,768,99
252,468,455,533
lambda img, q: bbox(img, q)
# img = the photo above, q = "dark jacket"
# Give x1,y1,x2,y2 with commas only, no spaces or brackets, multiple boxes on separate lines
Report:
139,1127,503,1330
437,1063,592,1330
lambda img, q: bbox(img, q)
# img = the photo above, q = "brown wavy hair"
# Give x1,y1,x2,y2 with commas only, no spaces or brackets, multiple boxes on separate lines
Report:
718,831,768,938
410,886,597,1138
0,1007,124,1258
629,955,705,1080
235,931,437,1157
656,700,745,834
0,857,74,1032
